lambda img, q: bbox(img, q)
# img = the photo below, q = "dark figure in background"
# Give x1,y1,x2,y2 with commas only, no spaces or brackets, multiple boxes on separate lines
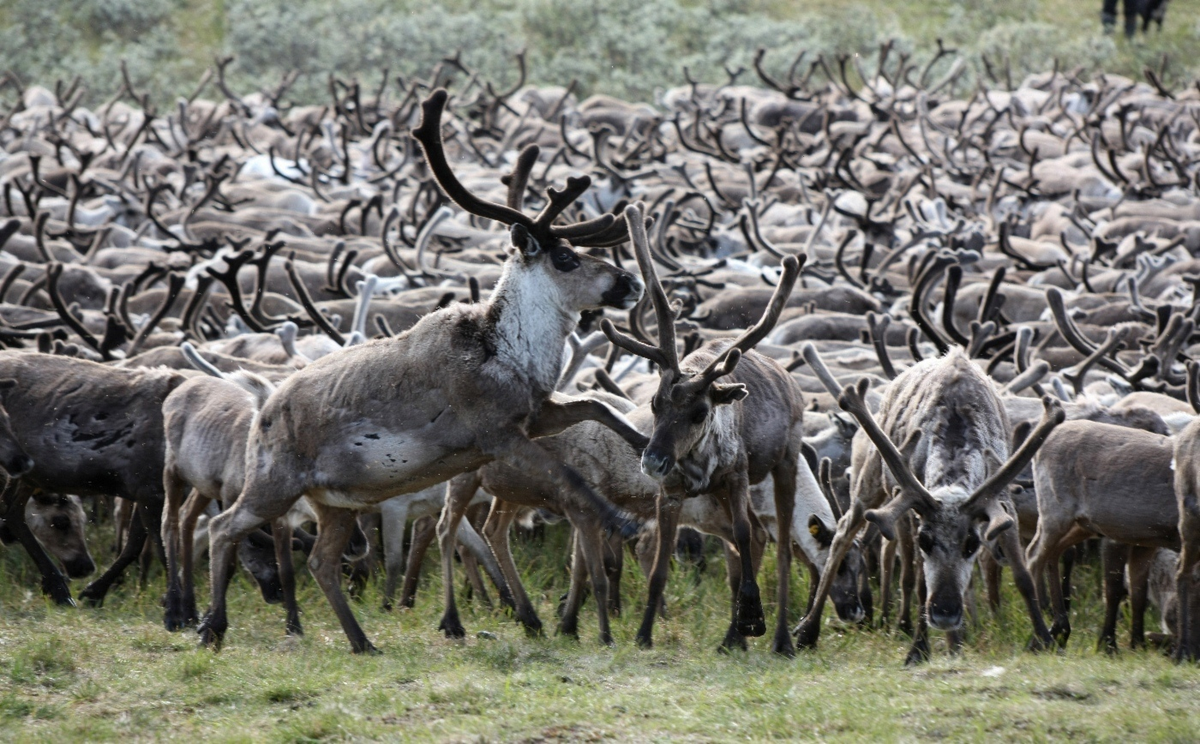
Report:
1103,0,1169,38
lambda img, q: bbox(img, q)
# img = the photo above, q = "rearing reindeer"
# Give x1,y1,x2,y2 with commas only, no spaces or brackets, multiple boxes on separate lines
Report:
794,348,1063,663
602,204,805,654
200,90,648,653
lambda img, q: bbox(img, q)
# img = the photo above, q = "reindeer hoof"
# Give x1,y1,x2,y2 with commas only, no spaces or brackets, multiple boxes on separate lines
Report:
197,622,224,652
286,620,304,637
719,629,748,653
557,622,579,639
736,607,766,638
771,631,796,658
635,631,654,649
904,640,931,666
438,616,466,639
77,584,105,608
599,632,615,647
352,640,380,655
793,618,820,649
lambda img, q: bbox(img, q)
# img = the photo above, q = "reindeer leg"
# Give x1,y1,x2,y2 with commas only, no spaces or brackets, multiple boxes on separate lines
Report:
308,502,375,653
604,530,624,617
771,455,797,656
571,517,614,646
455,517,513,610
720,542,749,652
879,536,897,629
905,554,932,665
482,499,542,635
724,470,766,638
795,501,867,649
273,517,302,636
997,523,1055,651
897,520,916,638
80,501,150,607
3,483,73,606
179,490,211,627
1098,539,1127,655
436,473,478,638
1128,545,1154,650
399,515,436,609
559,529,588,639
161,471,190,630
199,474,299,650
638,490,681,648
380,498,409,610
1177,490,1200,662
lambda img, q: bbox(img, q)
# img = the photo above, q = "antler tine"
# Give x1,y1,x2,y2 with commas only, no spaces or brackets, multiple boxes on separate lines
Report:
411,89,532,228
599,318,669,370
45,262,105,357
625,202,679,373
800,342,845,399
205,249,267,333
534,175,592,228
284,252,346,345
126,272,185,356
818,457,844,521
965,395,1064,514
697,253,802,379
505,144,540,210
1186,360,1200,415
866,312,897,379
839,377,938,538
561,211,635,247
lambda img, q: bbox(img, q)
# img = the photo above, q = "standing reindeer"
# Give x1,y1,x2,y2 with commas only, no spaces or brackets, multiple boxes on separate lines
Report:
599,203,805,654
199,90,647,653
795,347,1063,663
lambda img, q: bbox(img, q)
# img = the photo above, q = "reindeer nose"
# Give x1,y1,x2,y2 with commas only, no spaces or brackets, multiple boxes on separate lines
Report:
640,450,673,479
603,272,644,309
64,556,96,579
928,603,964,630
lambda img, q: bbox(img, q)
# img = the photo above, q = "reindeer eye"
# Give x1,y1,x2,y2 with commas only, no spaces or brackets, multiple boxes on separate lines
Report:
963,533,981,558
917,531,934,554
691,407,709,424
550,246,580,272
50,516,70,531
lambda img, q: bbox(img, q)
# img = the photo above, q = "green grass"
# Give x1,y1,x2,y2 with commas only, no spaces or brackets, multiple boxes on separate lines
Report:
1,526,1199,741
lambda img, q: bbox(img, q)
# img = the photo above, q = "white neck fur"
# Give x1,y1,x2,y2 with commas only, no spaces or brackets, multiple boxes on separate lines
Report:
489,260,578,392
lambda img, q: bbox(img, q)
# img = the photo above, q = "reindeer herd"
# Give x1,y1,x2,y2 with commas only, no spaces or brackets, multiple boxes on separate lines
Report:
1,46,1199,665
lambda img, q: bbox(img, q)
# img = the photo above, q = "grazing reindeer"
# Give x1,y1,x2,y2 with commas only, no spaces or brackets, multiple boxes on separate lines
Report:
200,90,646,653
0,488,95,586
601,203,805,654
795,348,1063,663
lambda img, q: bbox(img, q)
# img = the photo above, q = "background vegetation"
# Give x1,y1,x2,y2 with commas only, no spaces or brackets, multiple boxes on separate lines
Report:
1,0,1199,108
0,523,1198,740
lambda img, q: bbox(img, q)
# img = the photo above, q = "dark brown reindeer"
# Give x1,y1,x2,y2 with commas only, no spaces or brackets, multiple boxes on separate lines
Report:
0,352,187,606
600,203,805,654
794,348,1063,663
199,90,647,653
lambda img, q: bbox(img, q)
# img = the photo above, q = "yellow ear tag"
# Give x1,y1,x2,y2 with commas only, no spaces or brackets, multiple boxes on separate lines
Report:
809,523,821,537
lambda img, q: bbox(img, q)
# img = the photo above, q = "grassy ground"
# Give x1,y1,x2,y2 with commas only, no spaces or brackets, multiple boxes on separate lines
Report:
1,525,1198,742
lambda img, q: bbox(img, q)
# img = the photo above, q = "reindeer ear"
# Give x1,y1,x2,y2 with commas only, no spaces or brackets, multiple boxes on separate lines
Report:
710,382,748,405
808,514,834,548
510,223,540,257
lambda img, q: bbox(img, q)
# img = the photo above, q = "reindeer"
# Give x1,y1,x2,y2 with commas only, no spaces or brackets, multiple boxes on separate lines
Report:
0,488,95,587
198,90,647,653
596,202,806,654
1027,419,1179,649
0,352,187,606
794,347,1063,663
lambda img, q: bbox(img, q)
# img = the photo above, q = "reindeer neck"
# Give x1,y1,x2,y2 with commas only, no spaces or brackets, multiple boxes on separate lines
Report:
486,261,577,394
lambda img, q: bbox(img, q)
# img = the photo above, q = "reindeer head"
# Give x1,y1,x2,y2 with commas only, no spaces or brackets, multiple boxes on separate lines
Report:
0,380,33,477
25,491,94,578
602,203,801,479
838,378,1064,630
412,90,643,316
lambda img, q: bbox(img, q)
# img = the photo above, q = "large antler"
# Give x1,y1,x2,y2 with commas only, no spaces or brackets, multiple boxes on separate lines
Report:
837,377,938,541
601,202,679,373
411,89,629,247
963,395,1064,525
694,252,802,382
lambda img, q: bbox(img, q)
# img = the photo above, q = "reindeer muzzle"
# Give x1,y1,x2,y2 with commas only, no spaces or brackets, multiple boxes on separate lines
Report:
640,449,673,480
602,272,645,310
